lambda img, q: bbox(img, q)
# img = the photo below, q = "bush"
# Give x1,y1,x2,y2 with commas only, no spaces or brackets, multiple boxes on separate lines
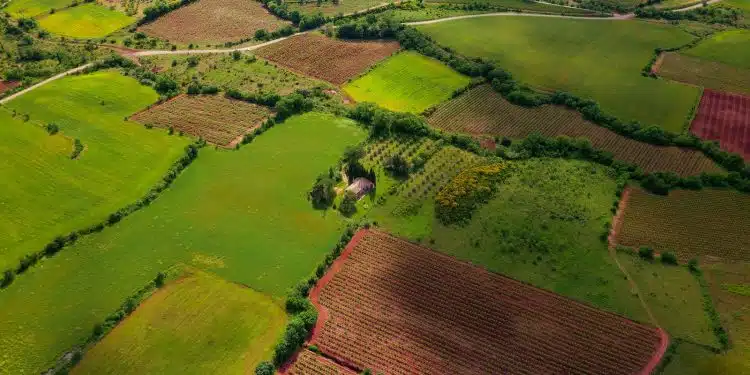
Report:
660,251,678,265
638,246,654,260
339,191,358,217
255,361,274,375
384,154,409,178
308,176,336,209
1,269,14,288
688,258,700,274
45,123,59,135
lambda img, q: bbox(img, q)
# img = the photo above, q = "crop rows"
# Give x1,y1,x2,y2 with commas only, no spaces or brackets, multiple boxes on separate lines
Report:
256,33,400,85
691,89,750,161
617,187,750,261
396,146,481,204
131,94,270,146
658,52,750,96
313,230,664,375
283,350,357,375
428,85,721,175
362,138,440,167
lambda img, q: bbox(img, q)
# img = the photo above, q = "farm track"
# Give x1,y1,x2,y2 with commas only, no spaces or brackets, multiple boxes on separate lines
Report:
671,0,722,11
0,63,93,105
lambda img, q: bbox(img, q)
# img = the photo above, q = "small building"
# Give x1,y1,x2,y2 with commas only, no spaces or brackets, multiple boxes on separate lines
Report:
346,177,374,200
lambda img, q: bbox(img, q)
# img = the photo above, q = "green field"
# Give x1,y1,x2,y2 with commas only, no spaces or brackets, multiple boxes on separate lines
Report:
0,112,365,374
368,157,650,323
617,252,716,346
343,51,471,113
0,71,189,272
425,0,603,14
38,3,135,39
663,341,750,375
4,0,71,17
658,52,750,95
416,17,700,132
683,29,750,70
72,270,286,375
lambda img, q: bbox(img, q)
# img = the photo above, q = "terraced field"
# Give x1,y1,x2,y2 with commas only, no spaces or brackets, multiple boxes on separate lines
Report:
429,85,721,175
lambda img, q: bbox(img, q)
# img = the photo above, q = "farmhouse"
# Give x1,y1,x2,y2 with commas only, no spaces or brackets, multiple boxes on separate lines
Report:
346,177,374,200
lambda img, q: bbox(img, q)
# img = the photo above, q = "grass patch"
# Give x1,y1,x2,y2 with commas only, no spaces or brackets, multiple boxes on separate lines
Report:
0,112,365,374
4,0,72,17
38,3,136,39
658,52,750,95
71,269,286,375
663,341,750,375
287,0,388,16
683,29,750,70
0,70,189,272
416,17,701,132
425,0,603,14
343,51,471,113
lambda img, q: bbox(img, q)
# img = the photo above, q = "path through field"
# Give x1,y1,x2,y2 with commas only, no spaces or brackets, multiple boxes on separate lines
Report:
0,63,93,105
672,0,722,12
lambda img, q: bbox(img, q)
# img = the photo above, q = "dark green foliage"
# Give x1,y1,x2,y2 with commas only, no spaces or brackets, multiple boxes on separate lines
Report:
142,0,199,23
225,89,281,107
339,191,357,216
254,361,274,375
70,139,83,159
636,5,744,26
660,251,678,265
638,246,655,260
155,272,166,287
384,154,409,178
688,258,699,273
154,76,179,96
308,176,335,209
1,269,14,288
45,123,59,135
274,93,314,121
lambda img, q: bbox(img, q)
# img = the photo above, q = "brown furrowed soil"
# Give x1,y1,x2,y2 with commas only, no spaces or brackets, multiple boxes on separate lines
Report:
281,350,357,375
691,89,750,161
616,186,750,262
138,0,290,44
130,94,270,146
428,85,721,176
310,229,666,375
658,52,750,96
0,80,20,95
255,33,400,85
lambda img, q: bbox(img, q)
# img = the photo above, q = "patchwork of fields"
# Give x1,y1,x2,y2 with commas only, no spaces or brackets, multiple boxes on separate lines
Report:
690,89,750,161
658,52,750,95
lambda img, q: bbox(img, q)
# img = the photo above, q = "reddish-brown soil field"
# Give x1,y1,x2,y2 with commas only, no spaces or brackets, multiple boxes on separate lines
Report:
281,350,357,375
428,85,721,176
138,0,290,44
691,89,750,161
130,94,270,146
0,80,20,95
255,33,400,85
310,229,667,375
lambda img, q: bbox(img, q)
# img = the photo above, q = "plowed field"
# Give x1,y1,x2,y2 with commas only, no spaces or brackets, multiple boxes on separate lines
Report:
138,0,289,43
310,229,667,375
255,33,400,85
616,187,750,262
282,350,356,375
130,94,270,146
691,89,750,161
429,85,721,175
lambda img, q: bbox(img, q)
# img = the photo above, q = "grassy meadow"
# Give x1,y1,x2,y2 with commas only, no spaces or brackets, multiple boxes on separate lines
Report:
4,0,71,17
0,71,189,272
343,51,471,113
416,17,700,132
0,112,365,374
38,4,135,39
72,270,286,375
683,29,750,70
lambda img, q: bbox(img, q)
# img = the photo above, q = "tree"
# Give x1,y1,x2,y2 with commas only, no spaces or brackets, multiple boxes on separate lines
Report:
155,272,166,287
339,191,357,217
638,246,654,261
342,145,365,165
255,361,274,375
309,176,335,209
384,154,409,178
1,270,14,288
660,252,678,265
45,123,59,135
154,76,178,96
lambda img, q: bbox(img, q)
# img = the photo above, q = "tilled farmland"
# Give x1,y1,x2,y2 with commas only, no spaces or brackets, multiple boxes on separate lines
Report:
310,229,667,375
282,350,357,375
130,94,270,146
691,89,750,161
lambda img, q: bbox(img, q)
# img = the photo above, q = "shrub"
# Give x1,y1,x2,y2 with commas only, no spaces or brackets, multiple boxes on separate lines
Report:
339,191,358,217
638,246,654,260
308,176,336,209
435,163,507,225
660,251,678,265
45,123,59,135
255,361,274,375
688,258,700,274
1,269,14,288
384,154,410,178
155,272,166,287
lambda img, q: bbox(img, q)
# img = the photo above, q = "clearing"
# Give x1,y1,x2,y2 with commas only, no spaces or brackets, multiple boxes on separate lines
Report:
428,84,721,175
343,51,470,113
682,29,750,70
310,229,666,375
657,52,750,95
0,112,365,374
138,0,290,44
71,270,286,375
38,3,136,39
255,33,400,85
130,94,271,146
690,89,750,161
416,16,701,132
0,70,188,272
616,186,750,261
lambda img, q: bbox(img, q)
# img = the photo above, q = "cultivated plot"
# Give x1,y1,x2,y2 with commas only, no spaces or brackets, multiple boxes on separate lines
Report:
690,89,750,161
138,0,290,44
429,85,721,175
425,0,603,14
311,229,666,375
286,0,387,16
131,94,271,146
705,262,750,368
255,33,400,85
0,80,20,95
343,51,470,113
417,17,701,132
657,52,750,96
616,187,750,261
38,3,135,39
282,350,357,375
72,270,286,375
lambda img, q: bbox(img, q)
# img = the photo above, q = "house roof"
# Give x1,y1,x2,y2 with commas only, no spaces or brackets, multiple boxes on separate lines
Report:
346,177,374,194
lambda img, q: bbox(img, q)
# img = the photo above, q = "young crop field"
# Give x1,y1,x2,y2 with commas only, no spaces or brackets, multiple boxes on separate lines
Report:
343,51,471,113
616,187,750,261
140,53,329,95
683,29,750,70
285,0,387,16
617,252,716,347
691,89,750,161
0,70,189,273
71,270,286,375
657,52,750,96
429,85,721,175
130,94,271,146
38,3,136,39
424,0,603,14
4,0,73,17
416,17,701,132
0,112,365,374
138,0,290,44
282,350,357,375
254,33,400,85
310,229,666,375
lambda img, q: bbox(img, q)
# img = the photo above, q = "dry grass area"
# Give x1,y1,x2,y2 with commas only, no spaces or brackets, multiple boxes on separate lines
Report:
130,94,270,146
255,33,400,85
658,52,750,96
429,85,721,176
138,0,290,44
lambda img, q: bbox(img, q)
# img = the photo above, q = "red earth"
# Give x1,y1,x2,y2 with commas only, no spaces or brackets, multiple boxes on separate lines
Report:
0,80,20,95
691,89,750,161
